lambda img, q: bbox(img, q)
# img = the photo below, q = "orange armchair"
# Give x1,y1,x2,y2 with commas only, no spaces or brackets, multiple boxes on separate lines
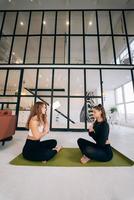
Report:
0,110,17,146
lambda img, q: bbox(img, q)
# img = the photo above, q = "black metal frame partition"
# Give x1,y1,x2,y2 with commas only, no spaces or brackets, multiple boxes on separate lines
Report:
0,67,134,132
0,9,134,131
0,9,134,66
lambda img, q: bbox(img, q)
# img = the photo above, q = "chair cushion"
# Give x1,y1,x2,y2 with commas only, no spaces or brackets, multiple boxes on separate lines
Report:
0,110,12,116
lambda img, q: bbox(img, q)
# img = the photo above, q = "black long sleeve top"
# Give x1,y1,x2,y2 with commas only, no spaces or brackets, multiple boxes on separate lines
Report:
88,120,109,147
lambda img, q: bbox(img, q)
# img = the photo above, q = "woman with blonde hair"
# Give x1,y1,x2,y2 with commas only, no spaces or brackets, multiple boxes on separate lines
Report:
22,101,62,162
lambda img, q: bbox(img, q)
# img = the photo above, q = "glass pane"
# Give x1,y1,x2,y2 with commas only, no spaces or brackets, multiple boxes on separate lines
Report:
125,11,134,35
29,12,42,34
11,37,26,64
0,97,17,103
22,69,37,95
100,36,114,64
85,36,99,64
0,37,12,63
70,69,84,96
84,11,97,34
124,81,134,102
86,70,101,96
52,98,67,128
53,69,68,96
98,11,111,34
2,12,17,35
114,36,130,65
69,98,85,129
55,36,68,64
102,70,131,123
25,37,40,63
126,103,134,122
57,11,69,34
70,36,83,64
0,70,7,95
117,104,125,122
115,87,123,104
40,36,54,64
37,69,52,96
43,12,55,34
111,11,125,35
18,97,34,127
15,12,29,34
6,70,20,95
71,11,82,34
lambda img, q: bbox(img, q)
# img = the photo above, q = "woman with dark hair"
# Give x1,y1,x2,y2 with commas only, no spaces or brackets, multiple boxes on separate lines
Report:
77,104,113,164
22,101,62,162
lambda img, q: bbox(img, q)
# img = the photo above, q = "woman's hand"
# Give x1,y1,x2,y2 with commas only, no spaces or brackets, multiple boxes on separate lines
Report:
88,123,94,133
89,127,94,133
105,140,110,144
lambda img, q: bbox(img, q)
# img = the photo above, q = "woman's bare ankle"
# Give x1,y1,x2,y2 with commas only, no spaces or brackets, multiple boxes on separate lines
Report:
80,155,90,164
42,160,47,163
55,146,63,152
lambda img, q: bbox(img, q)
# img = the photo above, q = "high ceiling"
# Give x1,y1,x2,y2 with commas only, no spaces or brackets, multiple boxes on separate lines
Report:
0,0,133,10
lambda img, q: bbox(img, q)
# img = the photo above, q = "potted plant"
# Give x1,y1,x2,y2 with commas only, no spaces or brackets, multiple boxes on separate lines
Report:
110,107,118,113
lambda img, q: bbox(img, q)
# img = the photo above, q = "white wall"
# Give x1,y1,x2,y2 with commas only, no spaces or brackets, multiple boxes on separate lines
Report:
103,90,116,112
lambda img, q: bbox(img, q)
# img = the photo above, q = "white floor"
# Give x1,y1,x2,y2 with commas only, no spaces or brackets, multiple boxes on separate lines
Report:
0,125,134,200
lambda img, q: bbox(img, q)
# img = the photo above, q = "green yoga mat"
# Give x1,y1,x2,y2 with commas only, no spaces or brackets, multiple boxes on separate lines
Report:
10,148,134,167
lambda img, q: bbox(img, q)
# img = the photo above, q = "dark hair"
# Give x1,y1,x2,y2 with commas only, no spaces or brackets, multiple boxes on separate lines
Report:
93,104,107,121
26,101,47,129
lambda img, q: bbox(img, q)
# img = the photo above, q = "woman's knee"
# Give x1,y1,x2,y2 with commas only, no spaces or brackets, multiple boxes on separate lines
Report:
77,138,84,145
51,139,57,147
45,150,57,161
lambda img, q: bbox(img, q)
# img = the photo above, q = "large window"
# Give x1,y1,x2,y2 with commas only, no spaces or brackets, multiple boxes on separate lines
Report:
0,10,134,65
115,80,134,123
0,69,21,114
0,67,134,130
102,70,134,125
0,67,104,131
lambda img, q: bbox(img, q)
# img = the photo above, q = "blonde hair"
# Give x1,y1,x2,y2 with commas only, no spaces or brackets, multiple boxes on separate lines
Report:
26,101,47,129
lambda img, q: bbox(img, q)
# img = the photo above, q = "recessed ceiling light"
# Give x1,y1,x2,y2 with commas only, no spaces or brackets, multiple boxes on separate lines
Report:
16,58,22,64
20,21,24,26
43,20,46,25
8,0,12,2
89,21,93,26
12,52,15,55
66,21,69,25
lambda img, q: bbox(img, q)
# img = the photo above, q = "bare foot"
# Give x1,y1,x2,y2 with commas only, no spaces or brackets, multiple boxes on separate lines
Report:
42,160,47,164
80,155,90,164
53,146,63,152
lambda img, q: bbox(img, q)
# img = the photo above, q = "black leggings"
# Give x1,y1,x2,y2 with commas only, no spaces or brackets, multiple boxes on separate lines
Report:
77,138,113,162
22,139,57,161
